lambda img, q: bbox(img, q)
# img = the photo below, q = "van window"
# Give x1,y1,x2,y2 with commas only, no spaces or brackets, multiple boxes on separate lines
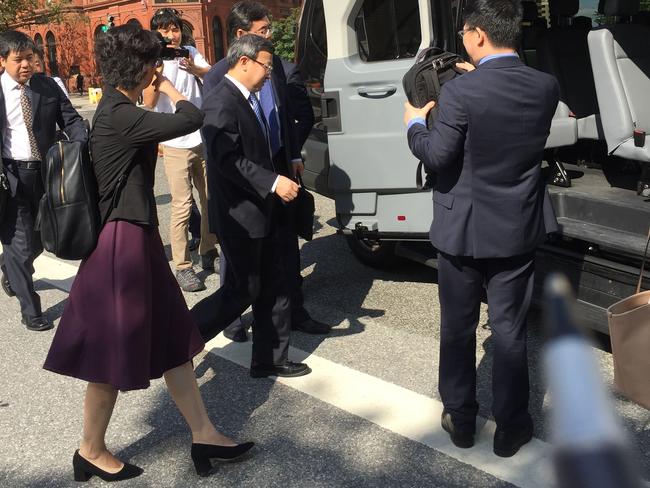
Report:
355,0,422,62
297,0,327,122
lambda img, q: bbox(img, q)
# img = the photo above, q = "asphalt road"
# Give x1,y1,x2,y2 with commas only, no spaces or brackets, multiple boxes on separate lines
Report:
0,93,648,487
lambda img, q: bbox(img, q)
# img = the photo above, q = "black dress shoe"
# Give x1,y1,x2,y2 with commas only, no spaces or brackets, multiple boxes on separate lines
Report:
191,442,254,476
72,450,143,482
21,315,53,332
250,361,312,378
223,321,248,342
441,410,475,448
188,236,200,252
292,317,331,334
493,422,533,458
1,270,14,297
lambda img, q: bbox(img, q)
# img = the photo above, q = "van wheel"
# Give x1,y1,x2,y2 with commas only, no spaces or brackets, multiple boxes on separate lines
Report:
345,235,398,268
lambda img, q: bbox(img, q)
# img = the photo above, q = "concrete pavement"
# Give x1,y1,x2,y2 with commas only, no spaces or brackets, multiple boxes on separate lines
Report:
0,100,648,486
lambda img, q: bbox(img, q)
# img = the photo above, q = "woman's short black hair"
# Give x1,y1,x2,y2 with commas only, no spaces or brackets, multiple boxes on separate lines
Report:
226,1,271,42
150,8,183,31
95,25,161,90
463,0,523,49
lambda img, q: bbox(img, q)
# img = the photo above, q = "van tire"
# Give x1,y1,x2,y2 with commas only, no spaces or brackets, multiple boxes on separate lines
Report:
345,235,398,268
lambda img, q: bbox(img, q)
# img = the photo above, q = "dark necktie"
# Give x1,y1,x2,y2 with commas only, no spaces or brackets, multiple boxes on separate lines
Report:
249,93,269,141
20,84,41,161
259,80,282,156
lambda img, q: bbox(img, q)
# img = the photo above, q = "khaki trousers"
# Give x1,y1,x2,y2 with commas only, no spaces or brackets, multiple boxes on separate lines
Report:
162,144,218,270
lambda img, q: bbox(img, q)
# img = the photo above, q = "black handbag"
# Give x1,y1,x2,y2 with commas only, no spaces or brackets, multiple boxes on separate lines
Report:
0,158,8,223
294,174,315,241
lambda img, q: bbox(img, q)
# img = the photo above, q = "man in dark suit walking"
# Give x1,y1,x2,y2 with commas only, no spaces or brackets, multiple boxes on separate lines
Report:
202,0,327,342
404,0,559,457
194,34,310,378
0,31,86,331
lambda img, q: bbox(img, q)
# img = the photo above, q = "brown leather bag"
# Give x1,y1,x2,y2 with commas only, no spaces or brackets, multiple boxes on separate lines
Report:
607,228,650,410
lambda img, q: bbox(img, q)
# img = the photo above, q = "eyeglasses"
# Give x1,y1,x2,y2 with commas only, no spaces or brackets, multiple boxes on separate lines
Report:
252,25,273,37
154,8,181,17
457,27,476,39
248,57,273,73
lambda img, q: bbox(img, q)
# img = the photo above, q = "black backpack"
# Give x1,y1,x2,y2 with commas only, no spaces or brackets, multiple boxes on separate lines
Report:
37,138,101,260
402,47,466,189
37,111,134,260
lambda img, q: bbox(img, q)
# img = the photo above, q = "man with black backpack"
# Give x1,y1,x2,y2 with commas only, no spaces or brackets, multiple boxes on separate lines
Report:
404,0,559,457
0,31,86,331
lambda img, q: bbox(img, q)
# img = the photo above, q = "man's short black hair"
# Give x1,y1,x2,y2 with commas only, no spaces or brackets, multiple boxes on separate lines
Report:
0,30,36,59
150,8,183,31
463,0,523,49
226,1,271,42
95,25,161,90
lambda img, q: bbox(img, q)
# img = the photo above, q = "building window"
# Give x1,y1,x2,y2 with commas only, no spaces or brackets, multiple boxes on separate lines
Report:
182,20,195,47
34,33,43,51
45,31,59,76
355,0,422,62
212,16,225,61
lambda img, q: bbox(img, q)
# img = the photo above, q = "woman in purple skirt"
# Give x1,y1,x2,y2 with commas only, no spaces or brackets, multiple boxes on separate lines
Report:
44,25,253,482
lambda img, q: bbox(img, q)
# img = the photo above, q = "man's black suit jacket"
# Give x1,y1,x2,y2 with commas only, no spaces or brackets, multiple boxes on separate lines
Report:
407,56,560,259
202,77,280,239
203,55,300,164
280,59,315,150
0,74,86,162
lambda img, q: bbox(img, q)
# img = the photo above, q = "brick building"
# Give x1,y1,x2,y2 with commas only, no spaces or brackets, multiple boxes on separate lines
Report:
20,0,300,91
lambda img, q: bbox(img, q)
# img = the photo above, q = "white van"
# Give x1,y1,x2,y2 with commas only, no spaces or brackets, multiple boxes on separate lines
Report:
295,0,650,333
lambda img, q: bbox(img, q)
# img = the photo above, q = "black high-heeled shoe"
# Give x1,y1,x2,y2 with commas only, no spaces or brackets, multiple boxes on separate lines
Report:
72,450,144,482
190,442,254,477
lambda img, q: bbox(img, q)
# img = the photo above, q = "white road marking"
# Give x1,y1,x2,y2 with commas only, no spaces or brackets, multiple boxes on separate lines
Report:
32,254,556,487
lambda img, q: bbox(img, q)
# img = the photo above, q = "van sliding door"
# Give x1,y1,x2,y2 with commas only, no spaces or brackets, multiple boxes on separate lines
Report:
323,0,433,195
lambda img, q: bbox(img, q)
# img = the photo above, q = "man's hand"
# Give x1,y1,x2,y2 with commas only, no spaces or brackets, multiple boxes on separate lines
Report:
456,61,476,72
179,56,210,78
404,100,436,127
292,160,305,178
274,175,299,202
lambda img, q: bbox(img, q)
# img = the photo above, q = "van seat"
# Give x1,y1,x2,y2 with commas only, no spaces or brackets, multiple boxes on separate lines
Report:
546,102,578,149
537,0,603,141
588,0,650,163
521,1,547,68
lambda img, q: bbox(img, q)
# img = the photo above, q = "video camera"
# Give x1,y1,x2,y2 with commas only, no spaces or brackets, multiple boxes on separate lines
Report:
155,32,189,60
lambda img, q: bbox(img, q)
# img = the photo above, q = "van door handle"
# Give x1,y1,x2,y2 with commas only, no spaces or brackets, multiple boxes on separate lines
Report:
358,86,397,99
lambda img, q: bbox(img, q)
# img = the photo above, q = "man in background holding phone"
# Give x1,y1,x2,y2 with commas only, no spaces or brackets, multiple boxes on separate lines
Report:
144,8,219,292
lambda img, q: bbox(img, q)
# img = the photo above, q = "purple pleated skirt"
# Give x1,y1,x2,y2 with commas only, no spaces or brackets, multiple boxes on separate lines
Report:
43,220,205,391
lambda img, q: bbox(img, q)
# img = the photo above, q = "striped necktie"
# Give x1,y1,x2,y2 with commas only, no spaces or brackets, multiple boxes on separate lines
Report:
248,93,268,141
20,84,41,161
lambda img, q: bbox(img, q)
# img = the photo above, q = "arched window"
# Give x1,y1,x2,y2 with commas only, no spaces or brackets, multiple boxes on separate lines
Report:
212,16,225,61
181,20,195,47
34,33,43,51
45,31,58,76
126,18,143,29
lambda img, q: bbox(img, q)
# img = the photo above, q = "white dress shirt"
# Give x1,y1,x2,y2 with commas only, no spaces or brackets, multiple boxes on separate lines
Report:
224,74,279,192
1,71,37,161
157,46,210,149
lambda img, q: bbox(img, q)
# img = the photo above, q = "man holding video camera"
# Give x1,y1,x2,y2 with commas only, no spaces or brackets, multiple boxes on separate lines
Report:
143,8,219,293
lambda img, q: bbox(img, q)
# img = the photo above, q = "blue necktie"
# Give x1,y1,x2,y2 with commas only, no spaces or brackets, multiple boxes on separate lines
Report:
259,80,282,156
248,93,268,141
